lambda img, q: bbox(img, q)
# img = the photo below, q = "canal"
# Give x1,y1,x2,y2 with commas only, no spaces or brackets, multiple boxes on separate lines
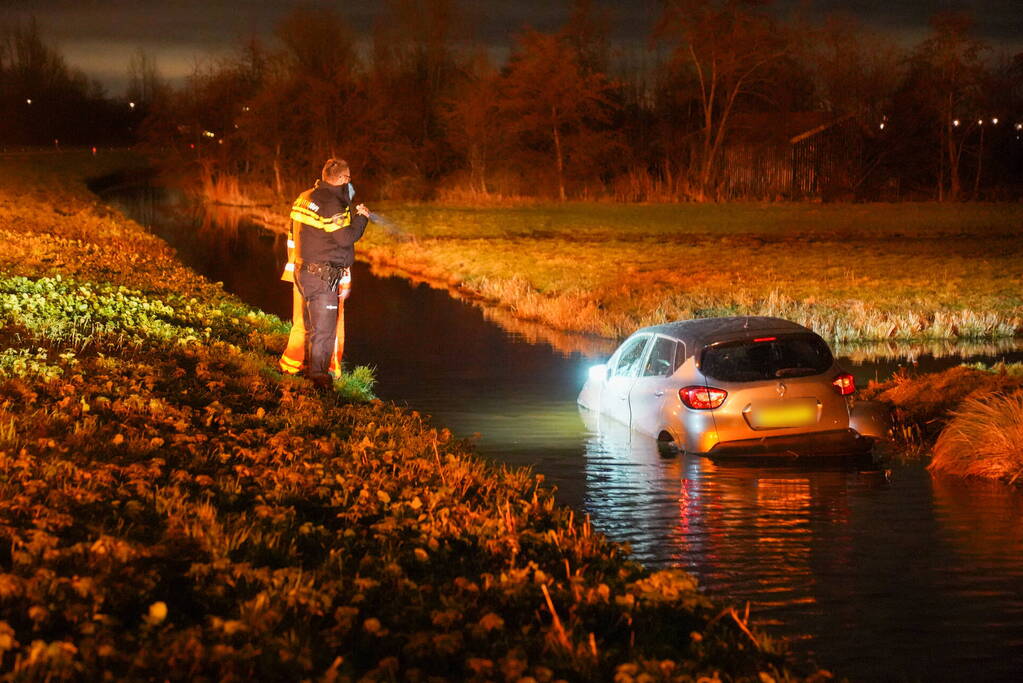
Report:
103,184,1023,681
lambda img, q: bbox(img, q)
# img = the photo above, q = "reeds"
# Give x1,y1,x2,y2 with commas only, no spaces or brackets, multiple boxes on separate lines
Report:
929,390,1023,484
209,186,1023,356
862,364,1023,472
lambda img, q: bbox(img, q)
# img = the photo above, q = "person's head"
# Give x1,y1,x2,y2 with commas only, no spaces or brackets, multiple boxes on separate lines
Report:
321,158,351,186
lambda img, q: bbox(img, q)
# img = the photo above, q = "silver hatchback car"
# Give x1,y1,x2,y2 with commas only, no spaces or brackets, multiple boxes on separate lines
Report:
578,316,889,457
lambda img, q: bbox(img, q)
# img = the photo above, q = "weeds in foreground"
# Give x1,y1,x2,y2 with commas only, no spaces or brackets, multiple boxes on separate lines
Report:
333,364,377,402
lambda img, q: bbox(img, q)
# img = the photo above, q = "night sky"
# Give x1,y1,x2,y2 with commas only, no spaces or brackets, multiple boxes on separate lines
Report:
3,0,1021,96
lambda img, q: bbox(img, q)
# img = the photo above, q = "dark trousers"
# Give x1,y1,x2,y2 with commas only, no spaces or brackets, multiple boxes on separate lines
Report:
296,270,339,378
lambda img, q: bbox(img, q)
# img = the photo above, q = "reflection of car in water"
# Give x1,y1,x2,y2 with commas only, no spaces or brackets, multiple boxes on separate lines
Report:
578,316,889,457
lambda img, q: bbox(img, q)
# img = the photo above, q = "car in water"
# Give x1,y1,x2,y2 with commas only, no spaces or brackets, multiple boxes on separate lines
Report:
577,316,889,457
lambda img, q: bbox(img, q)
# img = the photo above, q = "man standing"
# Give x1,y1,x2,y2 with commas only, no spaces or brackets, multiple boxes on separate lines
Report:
279,182,356,377
290,158,370,390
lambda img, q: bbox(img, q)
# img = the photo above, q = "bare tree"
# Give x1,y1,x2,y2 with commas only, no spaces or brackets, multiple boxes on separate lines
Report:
442,54,502,195
810,14,906,195
910,11,989,201
655,0,791,200
127,48,166,106
500,30,617,200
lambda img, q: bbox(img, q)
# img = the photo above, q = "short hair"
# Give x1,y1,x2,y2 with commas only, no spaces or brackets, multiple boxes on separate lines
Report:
321,158,350,184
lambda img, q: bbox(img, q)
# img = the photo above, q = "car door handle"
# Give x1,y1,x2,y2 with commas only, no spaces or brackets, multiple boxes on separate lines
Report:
654,390,665,397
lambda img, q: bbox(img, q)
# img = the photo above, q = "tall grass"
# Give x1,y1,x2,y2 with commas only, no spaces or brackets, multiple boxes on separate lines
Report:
348,201,1023,351
930,391,1023,484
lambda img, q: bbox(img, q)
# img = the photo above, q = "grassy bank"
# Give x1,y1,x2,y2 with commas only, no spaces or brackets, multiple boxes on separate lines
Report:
355,202,1023,345
0,152,804,680
862,363,1023,484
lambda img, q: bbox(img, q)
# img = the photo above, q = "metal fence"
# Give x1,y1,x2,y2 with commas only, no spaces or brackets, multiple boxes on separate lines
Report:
719,120,864,200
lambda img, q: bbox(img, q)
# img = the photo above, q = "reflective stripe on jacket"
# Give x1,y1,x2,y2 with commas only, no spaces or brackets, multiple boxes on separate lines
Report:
290,180,368,269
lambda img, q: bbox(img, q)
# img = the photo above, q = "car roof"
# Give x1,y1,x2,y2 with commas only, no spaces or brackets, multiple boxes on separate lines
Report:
633,316,818,357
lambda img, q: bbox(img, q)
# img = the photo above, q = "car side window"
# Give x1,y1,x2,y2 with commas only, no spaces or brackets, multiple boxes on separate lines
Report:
642,337,677,377
613,336,649,378
673,341,687,372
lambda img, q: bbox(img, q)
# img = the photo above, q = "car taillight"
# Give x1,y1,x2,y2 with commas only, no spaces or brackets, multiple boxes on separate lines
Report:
832,372,855,396
680,386,727,410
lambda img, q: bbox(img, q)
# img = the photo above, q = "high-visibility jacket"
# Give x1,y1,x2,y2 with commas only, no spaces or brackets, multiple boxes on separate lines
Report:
291,180,367,267
279,181,358,377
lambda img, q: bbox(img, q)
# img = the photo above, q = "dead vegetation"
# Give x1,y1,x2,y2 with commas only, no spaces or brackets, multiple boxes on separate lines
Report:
862,364,1023,484
930,390,1023,484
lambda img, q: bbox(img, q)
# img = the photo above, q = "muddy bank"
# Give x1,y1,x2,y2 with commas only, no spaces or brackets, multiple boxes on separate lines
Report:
863,364,1023,484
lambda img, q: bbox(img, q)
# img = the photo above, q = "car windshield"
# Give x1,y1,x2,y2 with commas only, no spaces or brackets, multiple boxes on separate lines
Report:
700,333,833,382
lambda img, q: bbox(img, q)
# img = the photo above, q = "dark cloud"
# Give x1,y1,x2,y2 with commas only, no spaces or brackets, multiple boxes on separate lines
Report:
3,0,1020,95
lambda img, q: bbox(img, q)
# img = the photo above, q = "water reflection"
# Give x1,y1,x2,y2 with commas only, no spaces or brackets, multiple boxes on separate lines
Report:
578,406,874,583
834,337,1023,364
578,409,1023,679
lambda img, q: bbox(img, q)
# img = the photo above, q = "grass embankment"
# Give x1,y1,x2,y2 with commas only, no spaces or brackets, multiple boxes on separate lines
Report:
0,153,805,680
357,202,1023,346
862,363,1023,484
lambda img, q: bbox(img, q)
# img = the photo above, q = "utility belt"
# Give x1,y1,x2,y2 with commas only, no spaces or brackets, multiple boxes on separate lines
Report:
297,261,351,290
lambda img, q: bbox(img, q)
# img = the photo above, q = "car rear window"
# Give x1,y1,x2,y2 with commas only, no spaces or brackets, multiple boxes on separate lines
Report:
699,334,833,382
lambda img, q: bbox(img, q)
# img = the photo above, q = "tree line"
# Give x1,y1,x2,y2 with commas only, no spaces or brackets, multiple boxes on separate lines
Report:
6,1,1023,201
0,20,139,149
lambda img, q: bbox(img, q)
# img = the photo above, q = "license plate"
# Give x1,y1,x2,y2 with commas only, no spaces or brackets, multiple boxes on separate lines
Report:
750,400,817,429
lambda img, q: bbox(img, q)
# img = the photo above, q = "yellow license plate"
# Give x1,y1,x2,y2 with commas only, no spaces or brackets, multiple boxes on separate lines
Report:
752,401,817,429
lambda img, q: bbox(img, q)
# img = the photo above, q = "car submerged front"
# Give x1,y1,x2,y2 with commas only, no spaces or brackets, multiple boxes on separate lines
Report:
578,318,888,458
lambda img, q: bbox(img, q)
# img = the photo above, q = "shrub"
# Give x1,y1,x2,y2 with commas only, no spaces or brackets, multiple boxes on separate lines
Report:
930,390,1023,484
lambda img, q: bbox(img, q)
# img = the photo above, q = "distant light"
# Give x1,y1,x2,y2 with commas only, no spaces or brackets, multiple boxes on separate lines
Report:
1016,123,1023,131
978,119,983,125
953,119,960,127
991,118,998,125
129,101,136,109
218,139,223,145
879,122,885,130
25,98,32,105
242,106,250,112
203,130,215,138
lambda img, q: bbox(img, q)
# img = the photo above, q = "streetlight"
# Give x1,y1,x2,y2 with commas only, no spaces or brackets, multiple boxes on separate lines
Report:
129,101,136,110
25,98,32,105
953,119,960,127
